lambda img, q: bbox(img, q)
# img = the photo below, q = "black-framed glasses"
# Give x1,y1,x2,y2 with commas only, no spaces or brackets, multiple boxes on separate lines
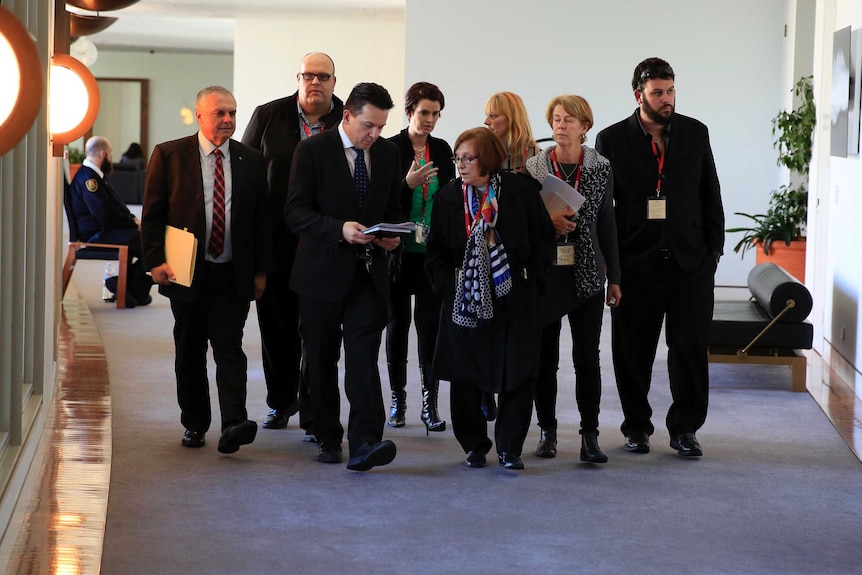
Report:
452,155,478,166
300,72,333,82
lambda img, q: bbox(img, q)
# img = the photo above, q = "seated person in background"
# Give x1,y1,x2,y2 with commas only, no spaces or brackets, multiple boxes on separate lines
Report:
120,142,145,165
68,136,153,307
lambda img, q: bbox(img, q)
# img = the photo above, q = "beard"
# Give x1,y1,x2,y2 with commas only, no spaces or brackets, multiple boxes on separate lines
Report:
642,99,674,126
101,157,113,176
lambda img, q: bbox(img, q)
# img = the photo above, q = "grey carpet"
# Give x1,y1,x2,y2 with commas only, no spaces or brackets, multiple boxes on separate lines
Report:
70,260,862,575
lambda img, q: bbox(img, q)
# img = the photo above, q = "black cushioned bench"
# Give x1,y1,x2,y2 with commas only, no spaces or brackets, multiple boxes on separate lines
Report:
708,262,813,392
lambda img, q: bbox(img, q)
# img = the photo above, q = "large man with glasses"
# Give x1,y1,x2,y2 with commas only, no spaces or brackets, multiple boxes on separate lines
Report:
286,82,404,471
595,58,724,458
241,52,343,440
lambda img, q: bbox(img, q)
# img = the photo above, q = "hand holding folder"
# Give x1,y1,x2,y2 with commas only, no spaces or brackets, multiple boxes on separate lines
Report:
164,226,197,287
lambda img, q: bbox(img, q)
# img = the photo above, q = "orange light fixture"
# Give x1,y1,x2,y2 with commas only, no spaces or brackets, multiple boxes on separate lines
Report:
50,52,99,149
0,6,43,157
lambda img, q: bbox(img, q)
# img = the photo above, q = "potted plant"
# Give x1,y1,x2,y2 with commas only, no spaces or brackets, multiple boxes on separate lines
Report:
727,75,815,281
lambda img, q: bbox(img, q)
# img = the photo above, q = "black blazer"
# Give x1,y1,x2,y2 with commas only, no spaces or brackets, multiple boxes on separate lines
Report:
285,127,404,303
241,92,344,268
387,129,455,215
595,110,724,273
141,134,272,302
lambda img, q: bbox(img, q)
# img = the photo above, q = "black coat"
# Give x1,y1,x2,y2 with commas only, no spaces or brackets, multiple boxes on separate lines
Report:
425,172,555,392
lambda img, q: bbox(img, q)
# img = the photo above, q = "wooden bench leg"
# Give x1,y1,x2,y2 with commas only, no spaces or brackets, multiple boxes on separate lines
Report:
61,244,78,297
115,246,129,309
790,353,807,392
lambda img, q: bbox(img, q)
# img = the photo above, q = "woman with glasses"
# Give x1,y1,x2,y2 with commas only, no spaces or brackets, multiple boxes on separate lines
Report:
425,127,554,470
384,82,454,433
525,95,621,463
484,91,541,174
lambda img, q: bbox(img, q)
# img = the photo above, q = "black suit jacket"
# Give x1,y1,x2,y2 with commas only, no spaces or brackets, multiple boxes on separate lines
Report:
141,134,272,302
241,92,344,270
285,127,403,303
387,129,455,214
595,110,724,273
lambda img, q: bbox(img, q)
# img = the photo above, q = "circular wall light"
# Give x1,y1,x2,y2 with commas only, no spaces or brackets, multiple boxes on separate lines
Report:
0,6,43,157
50,53,100,146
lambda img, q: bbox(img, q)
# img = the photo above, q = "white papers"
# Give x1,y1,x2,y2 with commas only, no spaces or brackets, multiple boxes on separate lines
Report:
164,226,197,287
540,174,586,215
361,222,417,238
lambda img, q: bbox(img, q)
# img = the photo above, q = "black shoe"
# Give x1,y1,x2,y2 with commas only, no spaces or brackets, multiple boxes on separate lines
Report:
498,452,524,470
580,431,608,463
670,432,703,457
480,392,497,422
262,408,290,429
303,432,319,443
134,293,153,306
181,429,206,448
315,443,343,463
217,420,257,454
346,440,397,471
464,450,487,468
535,427,557,458
623,432,650,453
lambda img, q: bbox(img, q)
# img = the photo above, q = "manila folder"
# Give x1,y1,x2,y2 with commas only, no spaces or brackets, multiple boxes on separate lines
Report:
165,226,198,287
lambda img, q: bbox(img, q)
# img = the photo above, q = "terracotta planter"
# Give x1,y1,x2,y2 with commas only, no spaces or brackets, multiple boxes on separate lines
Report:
70,163,82,181
755,238,806,282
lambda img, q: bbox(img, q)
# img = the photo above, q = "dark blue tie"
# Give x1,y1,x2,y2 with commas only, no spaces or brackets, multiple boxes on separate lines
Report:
353,147,369,209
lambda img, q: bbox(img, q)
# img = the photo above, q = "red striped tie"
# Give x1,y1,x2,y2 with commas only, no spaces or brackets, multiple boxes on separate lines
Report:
208,149,225,258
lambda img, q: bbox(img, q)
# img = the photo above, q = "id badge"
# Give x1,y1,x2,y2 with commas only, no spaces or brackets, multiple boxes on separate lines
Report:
415,223,428,245
555,244,575,266
648,197,667,220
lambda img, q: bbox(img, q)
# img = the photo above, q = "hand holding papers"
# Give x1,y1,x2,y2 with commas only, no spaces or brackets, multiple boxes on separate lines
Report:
361,222,417,238
540,174,586,216
164,226,197,287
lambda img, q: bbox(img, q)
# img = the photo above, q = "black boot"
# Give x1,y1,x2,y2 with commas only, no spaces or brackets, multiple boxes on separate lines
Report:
420,363,446,434
387,363,407,427
535,427,557,458
580,431,608,463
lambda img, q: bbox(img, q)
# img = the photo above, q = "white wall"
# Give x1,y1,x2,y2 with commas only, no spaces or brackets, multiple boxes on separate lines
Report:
233,10,405,140
88,50,234,158
405,0,787,287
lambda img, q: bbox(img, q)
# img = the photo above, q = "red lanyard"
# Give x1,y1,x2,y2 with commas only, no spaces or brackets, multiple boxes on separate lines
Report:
302,120,324,139
651,140,665,196
417,145,431,199
462,184,490,236
550,149,583,191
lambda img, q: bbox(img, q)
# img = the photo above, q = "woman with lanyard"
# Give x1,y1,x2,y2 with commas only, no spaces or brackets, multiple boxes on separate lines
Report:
525,95,622,464
385,82,455,433
484,91,541,174
425,127,554,470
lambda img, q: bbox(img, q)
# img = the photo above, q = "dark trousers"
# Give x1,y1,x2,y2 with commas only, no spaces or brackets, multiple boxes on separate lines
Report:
170,262,251,433
255,268,312,429
300,269,388,456
611,254,715,438
90,227,153,298
534,290,605,432
386,252,440,365
450,381,533,457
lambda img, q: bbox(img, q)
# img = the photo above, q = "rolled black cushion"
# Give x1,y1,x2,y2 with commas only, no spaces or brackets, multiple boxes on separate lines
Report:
747,262,812,323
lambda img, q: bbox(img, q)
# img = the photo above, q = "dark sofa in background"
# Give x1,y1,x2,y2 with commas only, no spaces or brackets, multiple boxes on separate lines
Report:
109,159,146,205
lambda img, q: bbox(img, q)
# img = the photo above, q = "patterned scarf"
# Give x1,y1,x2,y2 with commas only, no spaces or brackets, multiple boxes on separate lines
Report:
452,173,512,329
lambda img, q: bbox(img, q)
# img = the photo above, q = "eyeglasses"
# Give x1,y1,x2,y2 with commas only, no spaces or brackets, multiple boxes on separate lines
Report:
452,156,478,166
300,72,333,82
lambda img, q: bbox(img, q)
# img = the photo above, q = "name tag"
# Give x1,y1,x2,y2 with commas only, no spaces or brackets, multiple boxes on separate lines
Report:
555,244,575,266
648,197,667,220
415,223,428,245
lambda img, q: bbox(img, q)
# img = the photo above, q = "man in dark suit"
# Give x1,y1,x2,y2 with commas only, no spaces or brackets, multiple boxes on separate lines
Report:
68,136,153,306
285,82,404,471
595,58,724,457
142,86,272,454
241,52,343,438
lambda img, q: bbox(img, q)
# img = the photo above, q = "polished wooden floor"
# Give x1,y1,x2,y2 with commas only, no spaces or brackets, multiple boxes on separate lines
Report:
3,288,861,574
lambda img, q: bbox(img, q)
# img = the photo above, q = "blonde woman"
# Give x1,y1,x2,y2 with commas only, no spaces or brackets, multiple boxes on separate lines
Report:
484,91,540,174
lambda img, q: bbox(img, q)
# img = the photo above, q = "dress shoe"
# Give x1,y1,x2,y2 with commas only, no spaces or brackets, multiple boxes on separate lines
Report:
535,427,557,458
464,450,487,468
262,408,289,429
134,293,153,306
670,432,703,457
623,432,650,453
346,440,397,471
315,443,343,464
181,429,206,448
498,452,525,470
480,392,497,421
303,432,319,443
217,420,257,454
580,431,608,463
